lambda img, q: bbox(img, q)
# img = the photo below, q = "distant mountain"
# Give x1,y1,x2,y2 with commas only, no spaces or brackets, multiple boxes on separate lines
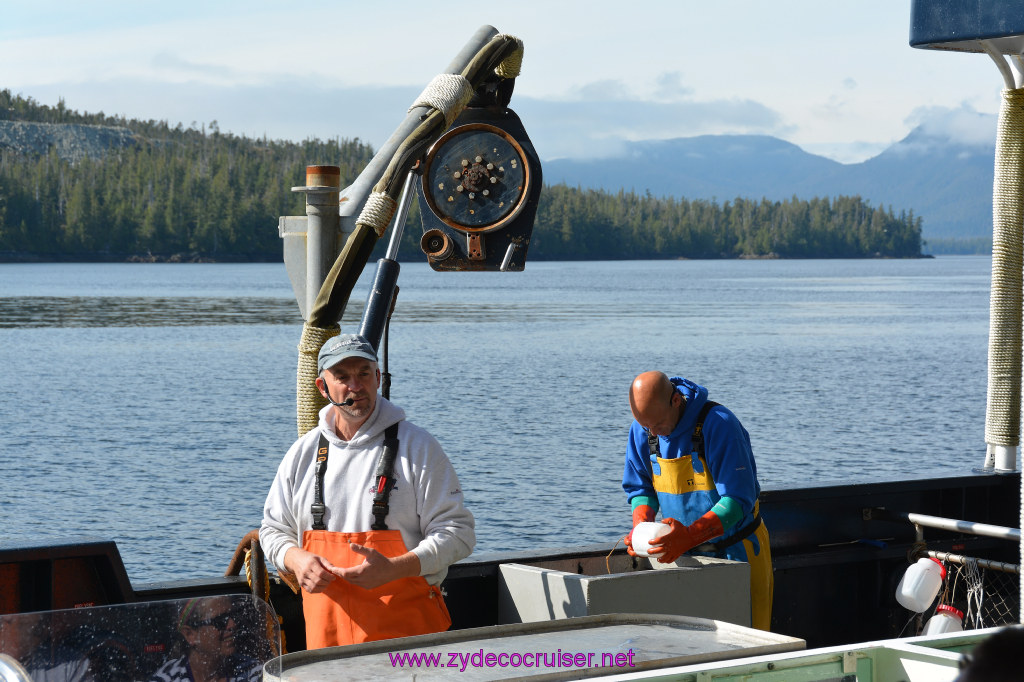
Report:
0,86,994,243
543,130,995,240
833,128,993,239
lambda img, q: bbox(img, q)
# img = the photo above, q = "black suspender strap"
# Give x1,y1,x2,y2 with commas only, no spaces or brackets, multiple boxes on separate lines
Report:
646,429,660,458
310,423,402,532
691,400,719,458
370,423,401,531
311,433,330,531
646,400,719,458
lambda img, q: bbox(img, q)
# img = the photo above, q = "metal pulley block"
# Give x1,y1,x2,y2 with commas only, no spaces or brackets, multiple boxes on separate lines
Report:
417,106,542,271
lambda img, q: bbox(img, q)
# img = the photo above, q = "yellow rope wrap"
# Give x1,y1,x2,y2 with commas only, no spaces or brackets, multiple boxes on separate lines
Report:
494,34,524,79
409,73,475,129
985,88,1024,448
357,191,398,238
243,548,270,602
297,322,340,436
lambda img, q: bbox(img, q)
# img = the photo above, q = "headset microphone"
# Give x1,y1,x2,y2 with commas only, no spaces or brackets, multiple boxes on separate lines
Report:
323,385,355,407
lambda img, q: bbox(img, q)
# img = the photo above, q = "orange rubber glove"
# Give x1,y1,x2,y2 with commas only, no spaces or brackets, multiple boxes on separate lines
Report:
624,504,656,557
647,510,724,563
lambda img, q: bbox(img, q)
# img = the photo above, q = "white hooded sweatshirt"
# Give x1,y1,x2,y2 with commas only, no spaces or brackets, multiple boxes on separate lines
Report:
260,397,475,584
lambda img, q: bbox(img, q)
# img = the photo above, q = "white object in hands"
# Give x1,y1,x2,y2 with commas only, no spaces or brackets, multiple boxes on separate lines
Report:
632,521,670,557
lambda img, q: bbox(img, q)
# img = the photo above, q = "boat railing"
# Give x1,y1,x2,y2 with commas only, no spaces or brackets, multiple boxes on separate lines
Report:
927,551,1020,576
868,509,1022,544
867,507,1021,631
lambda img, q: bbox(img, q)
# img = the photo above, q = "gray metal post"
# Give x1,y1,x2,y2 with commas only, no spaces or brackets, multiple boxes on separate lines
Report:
290,166,341,320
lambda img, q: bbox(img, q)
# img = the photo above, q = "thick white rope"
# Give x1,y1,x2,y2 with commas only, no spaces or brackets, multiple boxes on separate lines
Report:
357,191,398,238
407,35,523,128
985,89,1024,454
985,88,1024,624
409,73,475,129
297,322,339,436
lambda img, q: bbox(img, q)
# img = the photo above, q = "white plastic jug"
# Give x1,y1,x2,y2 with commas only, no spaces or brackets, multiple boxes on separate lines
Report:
896,557,946,612
923,604,964,635
631,521,670,557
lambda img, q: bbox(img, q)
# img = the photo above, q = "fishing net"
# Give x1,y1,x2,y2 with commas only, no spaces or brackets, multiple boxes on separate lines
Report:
933,552,1019,630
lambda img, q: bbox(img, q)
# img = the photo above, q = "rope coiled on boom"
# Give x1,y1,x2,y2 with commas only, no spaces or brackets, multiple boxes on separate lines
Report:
357,191,398,239
297,322,340,435
494,34,524,79
409,74,475,129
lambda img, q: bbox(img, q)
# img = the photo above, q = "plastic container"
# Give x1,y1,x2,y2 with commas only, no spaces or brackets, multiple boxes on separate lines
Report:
631,521,670,557
922,604,964,635
895,557,946,612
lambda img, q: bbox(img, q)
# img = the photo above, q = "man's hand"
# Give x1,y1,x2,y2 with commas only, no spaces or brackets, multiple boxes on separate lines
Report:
284,547,339,594
625,504,656,557
647,511,724,563
330,544,421,590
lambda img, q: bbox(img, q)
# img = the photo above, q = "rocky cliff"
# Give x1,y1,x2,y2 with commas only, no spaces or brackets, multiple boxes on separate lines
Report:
0,120,138,162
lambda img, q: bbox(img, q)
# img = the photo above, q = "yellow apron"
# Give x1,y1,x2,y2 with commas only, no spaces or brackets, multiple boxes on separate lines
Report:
654,451,774,631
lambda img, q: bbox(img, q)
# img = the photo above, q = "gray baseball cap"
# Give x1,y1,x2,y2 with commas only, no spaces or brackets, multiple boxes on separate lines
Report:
318,334,378,372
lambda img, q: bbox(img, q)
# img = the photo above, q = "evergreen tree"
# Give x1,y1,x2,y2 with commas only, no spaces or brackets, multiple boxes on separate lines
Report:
0,90,924,261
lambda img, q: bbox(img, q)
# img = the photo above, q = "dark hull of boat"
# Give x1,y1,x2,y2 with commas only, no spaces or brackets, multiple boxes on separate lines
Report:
2,472,1019,651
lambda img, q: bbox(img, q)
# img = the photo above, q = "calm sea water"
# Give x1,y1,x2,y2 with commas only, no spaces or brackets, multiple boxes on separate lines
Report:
0,257,992,584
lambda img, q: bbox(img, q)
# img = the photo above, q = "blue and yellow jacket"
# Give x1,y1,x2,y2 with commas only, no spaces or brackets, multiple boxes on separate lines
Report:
622,377,760,558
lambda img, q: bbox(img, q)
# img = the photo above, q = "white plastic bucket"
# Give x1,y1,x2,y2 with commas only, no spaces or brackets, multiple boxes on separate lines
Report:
632,521,670,557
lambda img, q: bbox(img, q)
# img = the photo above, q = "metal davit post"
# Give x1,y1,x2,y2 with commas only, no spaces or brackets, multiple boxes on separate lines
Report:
287,166,343,435
278,27,535,435
910,0,1024,625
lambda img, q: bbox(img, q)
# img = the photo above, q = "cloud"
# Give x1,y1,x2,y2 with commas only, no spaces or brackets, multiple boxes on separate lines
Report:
22,79,791,162
513,95,790,159
800,140,891,165
150,52,240,83
903,103,996,148
816,94,853,123
552,71,697,104
654,72,694,101
16,79,417,147
567,80,632,102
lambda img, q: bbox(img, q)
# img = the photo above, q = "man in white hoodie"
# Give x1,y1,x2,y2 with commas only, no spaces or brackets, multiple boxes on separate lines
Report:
260,334,475,649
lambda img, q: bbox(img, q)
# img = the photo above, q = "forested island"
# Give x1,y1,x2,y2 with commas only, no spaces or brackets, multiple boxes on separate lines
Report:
0,90,923,261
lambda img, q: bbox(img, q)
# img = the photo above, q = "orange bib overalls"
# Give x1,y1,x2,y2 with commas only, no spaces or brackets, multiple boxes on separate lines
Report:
301,426,451,648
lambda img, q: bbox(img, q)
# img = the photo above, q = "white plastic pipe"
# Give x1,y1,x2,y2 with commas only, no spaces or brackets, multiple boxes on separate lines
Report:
903,512,1020,542
992,444,1018,472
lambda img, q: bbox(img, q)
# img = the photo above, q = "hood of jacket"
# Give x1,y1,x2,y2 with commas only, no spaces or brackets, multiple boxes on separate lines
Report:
318,395,406,447
667,376,709,439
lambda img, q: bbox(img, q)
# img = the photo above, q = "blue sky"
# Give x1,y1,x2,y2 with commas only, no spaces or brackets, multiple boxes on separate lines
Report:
0,1,1006,163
